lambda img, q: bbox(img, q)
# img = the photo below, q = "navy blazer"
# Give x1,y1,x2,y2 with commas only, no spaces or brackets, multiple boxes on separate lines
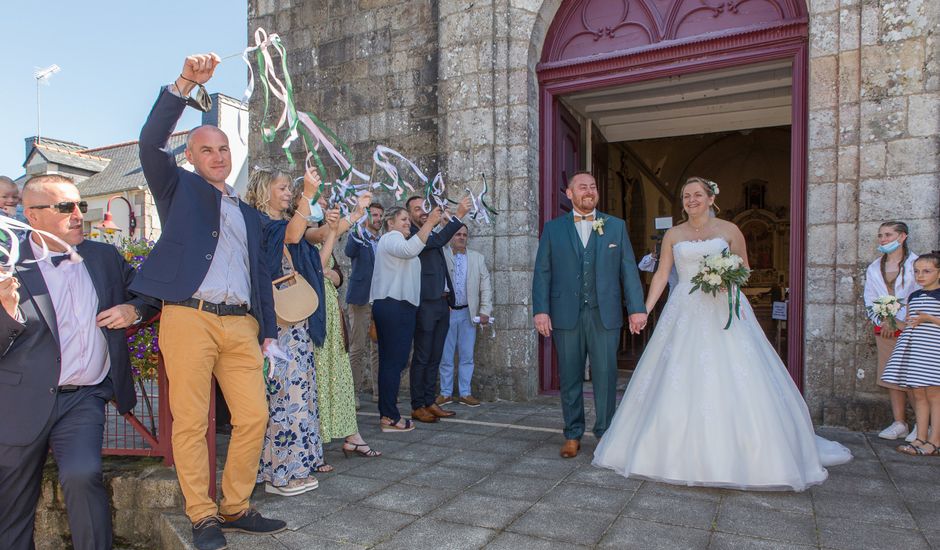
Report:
131,88,276,342
0,240,160,447
410,219,464,307
343,232,377,306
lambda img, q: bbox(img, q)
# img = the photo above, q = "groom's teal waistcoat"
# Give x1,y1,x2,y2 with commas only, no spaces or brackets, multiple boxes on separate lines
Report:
579,235,599,309
532,211,645,331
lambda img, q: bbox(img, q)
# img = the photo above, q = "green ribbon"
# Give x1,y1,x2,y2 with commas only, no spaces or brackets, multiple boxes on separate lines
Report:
724,284,742,330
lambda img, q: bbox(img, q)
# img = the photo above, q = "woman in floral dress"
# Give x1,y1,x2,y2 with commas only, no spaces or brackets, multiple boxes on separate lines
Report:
246,167,333,496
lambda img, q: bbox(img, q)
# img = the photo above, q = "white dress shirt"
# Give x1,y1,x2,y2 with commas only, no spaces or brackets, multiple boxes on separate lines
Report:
30,238,110,386
573,209,596,248
370,231,427,306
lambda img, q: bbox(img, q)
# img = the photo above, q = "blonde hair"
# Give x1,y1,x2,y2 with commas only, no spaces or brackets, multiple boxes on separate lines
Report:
245,167,291,218
382,206,407,231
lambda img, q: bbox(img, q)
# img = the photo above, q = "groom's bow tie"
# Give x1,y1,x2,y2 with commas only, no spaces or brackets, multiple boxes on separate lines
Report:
574,213,595,222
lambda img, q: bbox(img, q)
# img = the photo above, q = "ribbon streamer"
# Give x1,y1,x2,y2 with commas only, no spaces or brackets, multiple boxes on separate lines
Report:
0,217,82,277
237,28,499,224
239,28,371,215
463,173,499,224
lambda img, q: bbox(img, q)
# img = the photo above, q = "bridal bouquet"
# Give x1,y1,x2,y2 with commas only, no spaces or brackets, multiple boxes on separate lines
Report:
868,295,902,332
689,248,751,329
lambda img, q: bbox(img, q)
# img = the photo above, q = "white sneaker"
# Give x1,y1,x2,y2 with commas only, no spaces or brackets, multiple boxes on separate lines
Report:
878,421,909,440
905,424,933,442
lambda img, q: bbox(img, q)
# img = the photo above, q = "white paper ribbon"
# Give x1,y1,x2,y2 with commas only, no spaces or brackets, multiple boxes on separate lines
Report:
0,217,82,278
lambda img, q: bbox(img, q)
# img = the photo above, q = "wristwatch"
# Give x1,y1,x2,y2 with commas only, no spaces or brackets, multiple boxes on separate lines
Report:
132,305,142,325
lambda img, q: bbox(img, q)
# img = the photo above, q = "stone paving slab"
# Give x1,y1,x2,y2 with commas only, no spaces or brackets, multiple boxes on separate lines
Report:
162,399,940,549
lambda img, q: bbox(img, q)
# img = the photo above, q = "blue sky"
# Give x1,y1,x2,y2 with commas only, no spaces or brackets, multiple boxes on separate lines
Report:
0,1,248,177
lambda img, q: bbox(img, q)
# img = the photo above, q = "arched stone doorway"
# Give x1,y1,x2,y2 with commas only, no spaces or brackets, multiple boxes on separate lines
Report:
535,0,809,393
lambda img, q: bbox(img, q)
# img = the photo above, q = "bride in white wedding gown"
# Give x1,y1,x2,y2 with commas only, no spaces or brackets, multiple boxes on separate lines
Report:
593,177,851,491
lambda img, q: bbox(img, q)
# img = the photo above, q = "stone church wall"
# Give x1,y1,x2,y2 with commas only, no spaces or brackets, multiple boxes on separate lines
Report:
248,0,940,427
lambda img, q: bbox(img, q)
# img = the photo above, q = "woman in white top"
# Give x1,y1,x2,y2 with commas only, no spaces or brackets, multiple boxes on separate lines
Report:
863,221,920,440
370,205,442,431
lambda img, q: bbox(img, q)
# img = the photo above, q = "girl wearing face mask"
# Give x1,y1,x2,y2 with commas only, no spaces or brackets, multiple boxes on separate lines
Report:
864,221,920,441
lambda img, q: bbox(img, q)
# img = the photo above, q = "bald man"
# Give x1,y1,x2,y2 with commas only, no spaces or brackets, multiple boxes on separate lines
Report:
0,174,158,550
135,54,282,550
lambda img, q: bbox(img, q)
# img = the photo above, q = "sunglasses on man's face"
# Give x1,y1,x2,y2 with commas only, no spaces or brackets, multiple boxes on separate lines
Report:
28,201,88,214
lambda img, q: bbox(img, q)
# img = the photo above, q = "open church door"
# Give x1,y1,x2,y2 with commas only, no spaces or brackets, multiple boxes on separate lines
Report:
539,101,581,392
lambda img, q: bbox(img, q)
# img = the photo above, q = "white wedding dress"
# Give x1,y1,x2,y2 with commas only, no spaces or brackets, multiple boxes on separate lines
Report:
593,238,851,491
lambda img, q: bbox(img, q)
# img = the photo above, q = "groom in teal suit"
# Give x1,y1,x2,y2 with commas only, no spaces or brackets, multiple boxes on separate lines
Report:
533,171,647,458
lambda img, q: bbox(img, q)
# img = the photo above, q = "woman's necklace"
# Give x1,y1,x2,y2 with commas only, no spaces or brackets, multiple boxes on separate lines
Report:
689,218,710,233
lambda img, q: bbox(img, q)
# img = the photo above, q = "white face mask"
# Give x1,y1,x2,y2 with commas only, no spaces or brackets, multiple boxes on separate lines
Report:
307,200,324,223
878,239,901,254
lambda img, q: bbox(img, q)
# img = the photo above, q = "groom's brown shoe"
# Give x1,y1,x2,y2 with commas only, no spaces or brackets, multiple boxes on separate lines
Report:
411,407,439,423
560,439,580,458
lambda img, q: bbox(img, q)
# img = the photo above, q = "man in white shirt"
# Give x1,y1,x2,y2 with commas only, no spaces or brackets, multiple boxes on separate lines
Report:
437,226,492,407
0,175,158,550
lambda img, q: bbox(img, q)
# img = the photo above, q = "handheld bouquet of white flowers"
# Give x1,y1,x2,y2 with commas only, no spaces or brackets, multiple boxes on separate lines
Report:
868,295,902,332
689,248,751,329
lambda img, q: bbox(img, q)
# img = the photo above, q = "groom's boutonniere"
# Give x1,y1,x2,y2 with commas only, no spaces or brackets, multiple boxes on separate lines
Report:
592,217,605,235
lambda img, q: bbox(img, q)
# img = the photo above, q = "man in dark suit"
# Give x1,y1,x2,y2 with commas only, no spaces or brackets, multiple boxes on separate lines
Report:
532,171,647,458
406,195,470,423
344,202,384,404
0,174,159,550
134,54,282,550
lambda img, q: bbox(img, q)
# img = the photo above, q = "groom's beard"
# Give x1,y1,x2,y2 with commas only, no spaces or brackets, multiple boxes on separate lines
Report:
572,197,596,213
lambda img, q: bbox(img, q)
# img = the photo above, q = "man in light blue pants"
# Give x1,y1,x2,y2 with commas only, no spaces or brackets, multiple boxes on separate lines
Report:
437,226,492,407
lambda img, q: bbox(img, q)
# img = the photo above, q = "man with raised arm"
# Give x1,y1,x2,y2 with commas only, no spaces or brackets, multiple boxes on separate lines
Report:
133,53,283,550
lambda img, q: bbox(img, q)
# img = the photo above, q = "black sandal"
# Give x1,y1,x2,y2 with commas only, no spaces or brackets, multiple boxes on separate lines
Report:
313,463,334,473
380,417,415,433
342,442,381,458
897,439,940,456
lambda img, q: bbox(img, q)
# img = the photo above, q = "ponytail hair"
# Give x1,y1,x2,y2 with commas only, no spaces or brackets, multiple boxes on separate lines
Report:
878,221,911,288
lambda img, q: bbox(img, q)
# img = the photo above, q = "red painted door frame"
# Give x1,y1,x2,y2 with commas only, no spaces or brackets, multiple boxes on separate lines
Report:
537,29,810,393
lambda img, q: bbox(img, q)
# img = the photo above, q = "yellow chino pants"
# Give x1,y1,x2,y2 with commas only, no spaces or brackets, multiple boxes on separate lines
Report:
159,305,267,522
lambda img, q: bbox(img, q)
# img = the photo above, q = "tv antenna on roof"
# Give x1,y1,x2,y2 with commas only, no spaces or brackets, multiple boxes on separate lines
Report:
34,64,61,145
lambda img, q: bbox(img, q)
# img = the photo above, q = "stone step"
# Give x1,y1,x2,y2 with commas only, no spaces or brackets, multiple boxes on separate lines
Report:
36,458,184,549
157,513,195,550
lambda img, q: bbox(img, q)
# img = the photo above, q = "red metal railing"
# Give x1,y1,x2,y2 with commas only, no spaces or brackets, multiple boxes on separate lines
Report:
103,314,217,498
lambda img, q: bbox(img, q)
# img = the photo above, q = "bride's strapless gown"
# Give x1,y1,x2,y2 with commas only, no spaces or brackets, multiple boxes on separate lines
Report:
593,238,851,491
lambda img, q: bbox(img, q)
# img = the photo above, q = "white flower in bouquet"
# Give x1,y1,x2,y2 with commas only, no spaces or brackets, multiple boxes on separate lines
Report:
869,295,902,331
689,248,752,329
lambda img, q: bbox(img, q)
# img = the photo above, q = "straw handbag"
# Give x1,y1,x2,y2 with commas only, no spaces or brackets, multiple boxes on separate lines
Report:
272,246,319,325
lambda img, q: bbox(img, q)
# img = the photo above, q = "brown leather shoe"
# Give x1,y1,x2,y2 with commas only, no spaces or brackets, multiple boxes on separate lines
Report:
428,403,456,418
458,395,481,407
411,407,439,423
560,439,580,458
